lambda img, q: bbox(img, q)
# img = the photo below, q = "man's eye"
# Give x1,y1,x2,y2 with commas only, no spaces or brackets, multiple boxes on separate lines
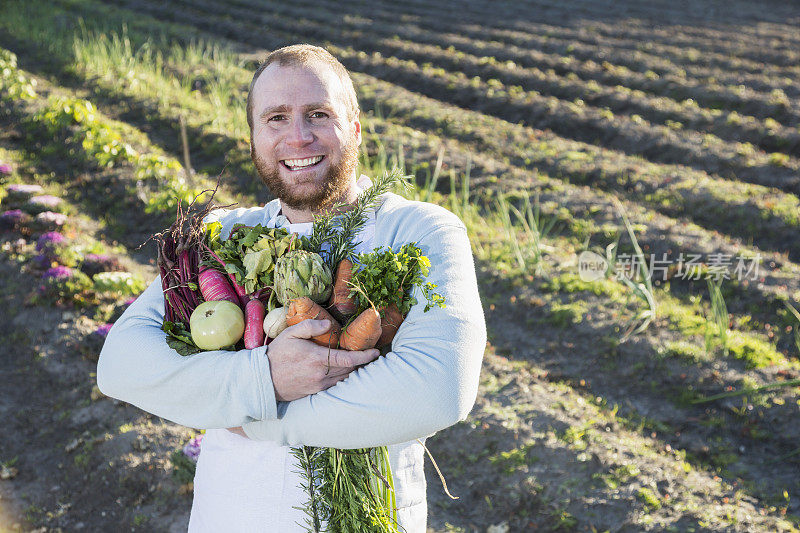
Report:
309,111,328,119
268,114,286,122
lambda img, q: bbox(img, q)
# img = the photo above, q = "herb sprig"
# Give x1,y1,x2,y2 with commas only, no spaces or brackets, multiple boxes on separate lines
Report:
306,168,410,270
351,243,446,316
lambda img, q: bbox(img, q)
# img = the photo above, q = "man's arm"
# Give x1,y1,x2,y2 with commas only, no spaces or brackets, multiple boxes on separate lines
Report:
97,276,381,430
241,222,486,448
96,275,278,429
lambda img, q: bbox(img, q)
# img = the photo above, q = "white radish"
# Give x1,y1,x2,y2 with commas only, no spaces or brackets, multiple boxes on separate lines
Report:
263,306,289,339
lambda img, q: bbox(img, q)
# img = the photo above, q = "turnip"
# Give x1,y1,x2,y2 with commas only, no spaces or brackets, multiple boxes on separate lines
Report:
263,306,289,339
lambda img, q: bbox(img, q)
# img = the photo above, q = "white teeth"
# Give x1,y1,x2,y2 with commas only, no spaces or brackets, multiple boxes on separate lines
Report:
284,156,323,169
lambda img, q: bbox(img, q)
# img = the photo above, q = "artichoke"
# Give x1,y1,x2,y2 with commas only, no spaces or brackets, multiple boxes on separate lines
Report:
274,250,333,305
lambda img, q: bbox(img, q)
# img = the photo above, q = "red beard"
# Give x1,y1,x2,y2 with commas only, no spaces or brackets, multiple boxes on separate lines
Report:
252,136,360,212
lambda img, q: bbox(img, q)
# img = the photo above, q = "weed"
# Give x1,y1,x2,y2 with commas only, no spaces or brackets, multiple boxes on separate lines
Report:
705,277,729,356
636,487,662,510
660,339,708,363
488,443,539,474
605,201,657,342
546,301,588,328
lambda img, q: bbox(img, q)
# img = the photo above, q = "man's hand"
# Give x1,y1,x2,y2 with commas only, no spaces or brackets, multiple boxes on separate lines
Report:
267,319,380,402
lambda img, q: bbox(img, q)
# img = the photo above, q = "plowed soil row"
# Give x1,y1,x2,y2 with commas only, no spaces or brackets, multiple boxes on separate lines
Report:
103,0,800,202
216,0,800,158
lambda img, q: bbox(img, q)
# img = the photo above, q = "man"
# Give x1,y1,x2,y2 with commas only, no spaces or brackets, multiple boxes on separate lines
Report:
97,44,486,532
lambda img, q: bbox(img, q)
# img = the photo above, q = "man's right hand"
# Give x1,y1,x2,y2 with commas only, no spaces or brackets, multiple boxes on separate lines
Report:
266,319,380,402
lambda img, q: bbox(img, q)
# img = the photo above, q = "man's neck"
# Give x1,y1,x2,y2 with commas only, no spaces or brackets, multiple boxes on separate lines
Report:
279,179,360,224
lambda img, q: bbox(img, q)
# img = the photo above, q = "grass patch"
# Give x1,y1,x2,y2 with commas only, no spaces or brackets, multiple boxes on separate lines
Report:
488,443,539,474
636,487,662,510
545,301,588,328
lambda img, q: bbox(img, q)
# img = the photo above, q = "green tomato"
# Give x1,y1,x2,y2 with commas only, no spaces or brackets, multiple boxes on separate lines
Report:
190,300,245,350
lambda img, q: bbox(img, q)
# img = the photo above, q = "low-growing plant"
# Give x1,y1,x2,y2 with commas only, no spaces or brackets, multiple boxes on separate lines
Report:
30,97,137,168
92,271,147,297
605,201,657,342
35,266,93,306
0,48,37,101
636,487,662,510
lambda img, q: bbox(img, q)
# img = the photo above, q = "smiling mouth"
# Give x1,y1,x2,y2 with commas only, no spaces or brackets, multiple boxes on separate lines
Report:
281,156,324,171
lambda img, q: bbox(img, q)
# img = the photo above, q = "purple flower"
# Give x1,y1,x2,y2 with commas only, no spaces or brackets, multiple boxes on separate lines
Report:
94,323,114,337
182,434,203,462
123,296,137,306
0,209,31,230
6,184,42,195
1,209,26,222
36,231,65,251
0,163,13,175
43,266,74,280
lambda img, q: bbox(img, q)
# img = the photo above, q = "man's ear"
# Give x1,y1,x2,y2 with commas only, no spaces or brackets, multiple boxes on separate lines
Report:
353,113,362,145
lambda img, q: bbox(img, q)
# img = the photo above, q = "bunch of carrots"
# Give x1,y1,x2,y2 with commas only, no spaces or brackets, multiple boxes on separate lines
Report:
286,258,403,352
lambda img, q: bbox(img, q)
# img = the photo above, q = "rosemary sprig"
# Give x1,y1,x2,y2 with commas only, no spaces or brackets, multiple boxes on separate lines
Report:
291,445,328,532
314,168,410,270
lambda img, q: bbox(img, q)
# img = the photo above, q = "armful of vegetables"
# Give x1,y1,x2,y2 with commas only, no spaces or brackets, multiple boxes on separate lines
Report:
153,196,303,355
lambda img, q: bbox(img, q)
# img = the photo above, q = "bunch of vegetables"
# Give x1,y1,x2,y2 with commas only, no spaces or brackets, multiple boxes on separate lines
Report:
152,170,445,532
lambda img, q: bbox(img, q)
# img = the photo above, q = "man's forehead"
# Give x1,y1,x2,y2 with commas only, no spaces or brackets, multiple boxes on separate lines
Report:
253,61,346,110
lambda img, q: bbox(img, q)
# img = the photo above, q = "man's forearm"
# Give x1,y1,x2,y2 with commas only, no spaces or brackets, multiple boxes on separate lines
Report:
96,276,279,428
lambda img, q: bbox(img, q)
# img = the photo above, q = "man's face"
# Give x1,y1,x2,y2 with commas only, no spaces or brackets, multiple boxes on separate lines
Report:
250,62,361,212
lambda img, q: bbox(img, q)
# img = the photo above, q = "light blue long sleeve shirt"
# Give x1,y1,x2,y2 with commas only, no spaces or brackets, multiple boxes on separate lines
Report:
97,192,486,446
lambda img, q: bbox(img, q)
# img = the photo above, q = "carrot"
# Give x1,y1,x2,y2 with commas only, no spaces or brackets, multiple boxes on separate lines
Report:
198,267,240,306
243,298,266,349
328,258,357,320
377,303,403,348
340,308,382,351
286,296,341,347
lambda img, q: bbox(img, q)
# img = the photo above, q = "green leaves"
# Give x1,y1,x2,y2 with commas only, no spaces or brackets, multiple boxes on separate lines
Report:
211,223,298,295
351,243,445,315
162,321,201,356
243,249,273,279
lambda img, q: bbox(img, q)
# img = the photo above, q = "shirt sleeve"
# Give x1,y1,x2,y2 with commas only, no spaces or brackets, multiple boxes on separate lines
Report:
96,274,279,429
241,222,486,448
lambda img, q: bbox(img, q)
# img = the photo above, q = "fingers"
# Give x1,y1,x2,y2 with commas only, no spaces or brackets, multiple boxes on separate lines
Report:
322,372,350,391
284,319,331,340
323,347,380,368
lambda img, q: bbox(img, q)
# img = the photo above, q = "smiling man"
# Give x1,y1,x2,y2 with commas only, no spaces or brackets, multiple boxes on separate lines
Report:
248,47,362,221
97,44,486,532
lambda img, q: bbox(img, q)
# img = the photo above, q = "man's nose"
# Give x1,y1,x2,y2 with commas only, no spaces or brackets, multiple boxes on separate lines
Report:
285,117,314,147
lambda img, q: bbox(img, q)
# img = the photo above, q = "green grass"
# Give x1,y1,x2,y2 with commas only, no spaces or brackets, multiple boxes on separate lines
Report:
545,301,589,328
